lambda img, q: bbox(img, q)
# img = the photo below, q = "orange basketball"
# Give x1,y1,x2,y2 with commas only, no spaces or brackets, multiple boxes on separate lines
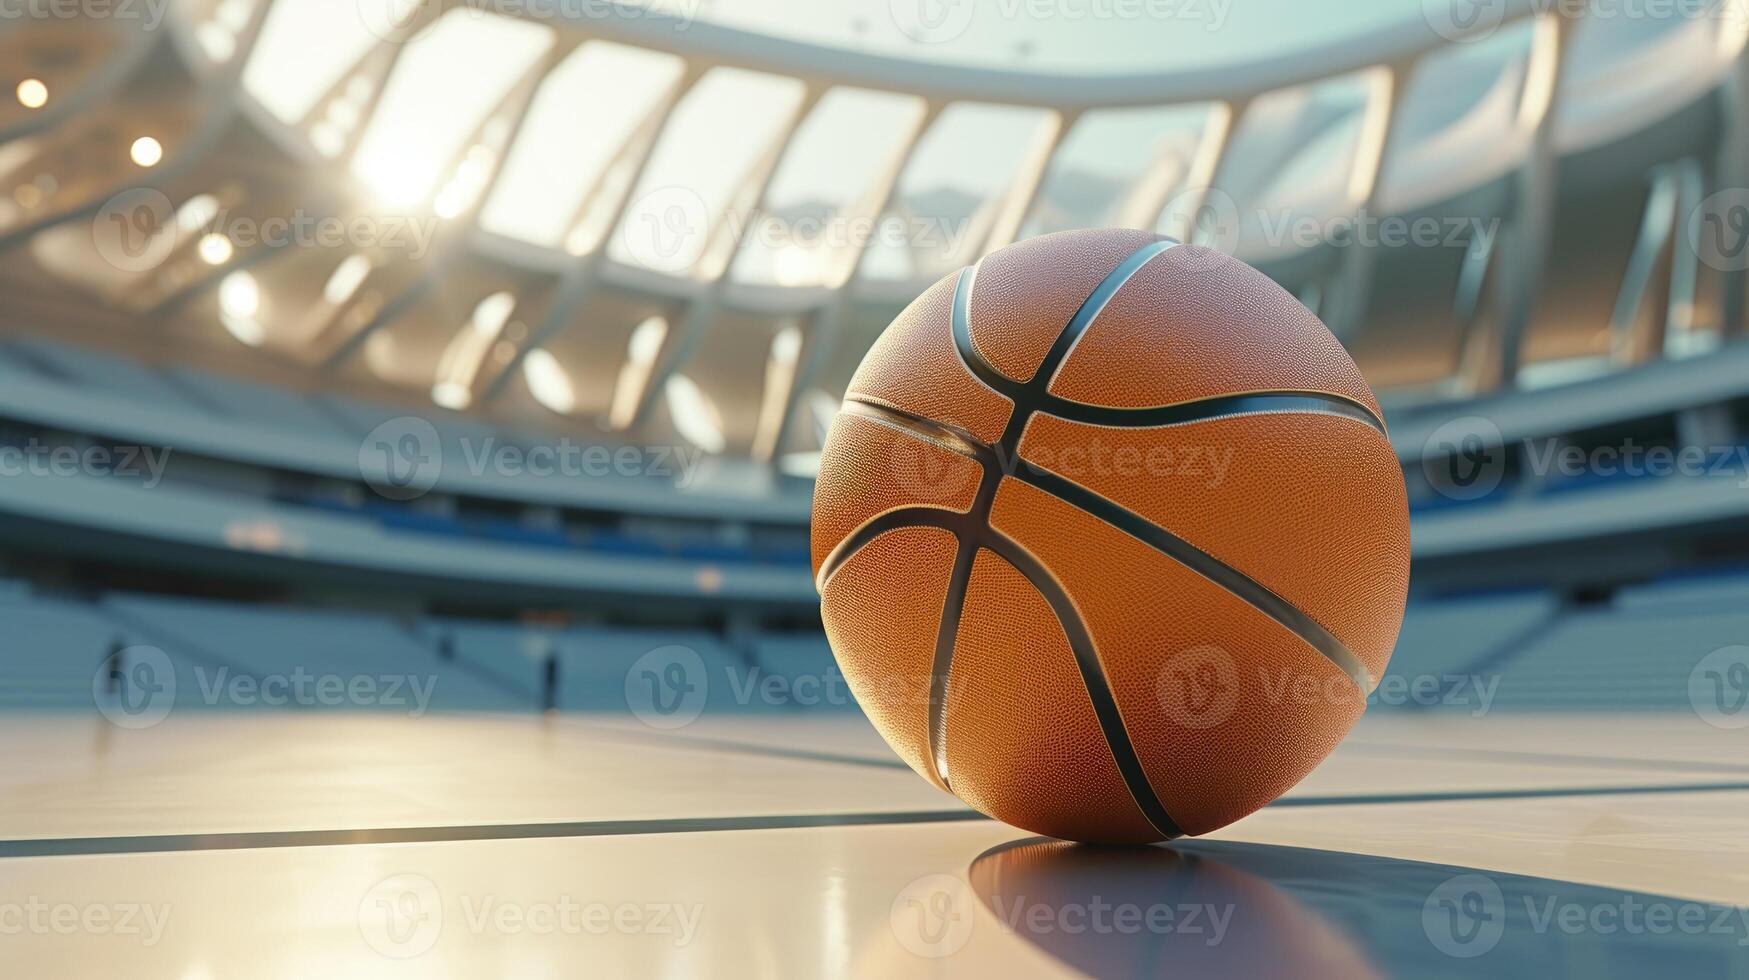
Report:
811,228,1410,844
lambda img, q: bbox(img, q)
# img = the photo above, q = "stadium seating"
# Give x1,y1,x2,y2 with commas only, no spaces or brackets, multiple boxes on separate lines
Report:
1381,590,1561,687
0,597,130,710
1493,605,1749,711
101,593,526,712
0,576,1739,718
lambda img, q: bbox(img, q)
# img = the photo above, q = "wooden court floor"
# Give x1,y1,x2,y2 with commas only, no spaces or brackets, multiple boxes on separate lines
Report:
2,711,1745,977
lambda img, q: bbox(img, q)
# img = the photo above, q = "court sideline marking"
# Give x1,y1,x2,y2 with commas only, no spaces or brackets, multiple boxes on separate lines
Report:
5,780,1749,858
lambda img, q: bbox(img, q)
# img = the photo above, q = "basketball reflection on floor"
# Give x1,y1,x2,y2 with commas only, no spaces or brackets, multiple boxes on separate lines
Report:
969,838,1749,977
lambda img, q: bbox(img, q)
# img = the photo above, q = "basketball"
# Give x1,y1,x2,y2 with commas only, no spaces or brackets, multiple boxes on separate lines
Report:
812,228,1411,843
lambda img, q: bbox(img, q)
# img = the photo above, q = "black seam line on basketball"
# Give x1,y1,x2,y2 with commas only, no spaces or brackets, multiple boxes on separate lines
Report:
843,392,1381,466
1015,461,1375,694
1037,392,1386,436
928,532,978,790
814,506,967,592
840,397,994,467
944,246,1386,438
936,243,1192,839
982,533,1184,841
951,241,1181,443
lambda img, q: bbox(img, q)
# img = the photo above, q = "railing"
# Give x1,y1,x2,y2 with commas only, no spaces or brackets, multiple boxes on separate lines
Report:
2,0,1744,468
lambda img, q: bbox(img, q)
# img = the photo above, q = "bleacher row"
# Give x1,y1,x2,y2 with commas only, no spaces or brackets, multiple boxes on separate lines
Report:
0,584,840,715
1406,446,1749,514
4,570,1747,716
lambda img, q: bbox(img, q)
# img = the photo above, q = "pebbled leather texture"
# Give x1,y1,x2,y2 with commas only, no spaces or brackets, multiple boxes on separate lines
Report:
811,228,1410,841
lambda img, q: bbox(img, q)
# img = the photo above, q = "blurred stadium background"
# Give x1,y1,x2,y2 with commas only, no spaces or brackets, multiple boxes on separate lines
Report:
0,0,1746,726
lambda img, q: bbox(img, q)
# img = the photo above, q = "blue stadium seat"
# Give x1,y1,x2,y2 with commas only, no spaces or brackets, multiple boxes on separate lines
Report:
1615,567,1749,613
4,339,202,413
749,634,854,712
433,620,557,701
555,627,750,715
1376,590,1561,708
101,594,526,712
1493,607,1749,710
164,367,355,440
